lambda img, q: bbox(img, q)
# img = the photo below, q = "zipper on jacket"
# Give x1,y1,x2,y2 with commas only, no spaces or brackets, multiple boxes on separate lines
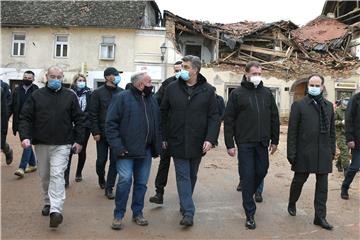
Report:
254,91,261,141
142,96,150,144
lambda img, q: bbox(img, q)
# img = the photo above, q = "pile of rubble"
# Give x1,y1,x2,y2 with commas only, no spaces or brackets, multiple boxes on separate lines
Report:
165,11,360,79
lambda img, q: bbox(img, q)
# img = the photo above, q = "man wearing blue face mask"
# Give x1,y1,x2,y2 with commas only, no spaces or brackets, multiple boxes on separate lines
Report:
149,60,182,205
287,74,335,230
89,67,124,199
18,66,85,228
161,55,220,227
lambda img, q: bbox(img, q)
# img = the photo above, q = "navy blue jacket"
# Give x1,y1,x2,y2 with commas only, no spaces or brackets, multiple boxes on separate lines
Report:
105,85,161,159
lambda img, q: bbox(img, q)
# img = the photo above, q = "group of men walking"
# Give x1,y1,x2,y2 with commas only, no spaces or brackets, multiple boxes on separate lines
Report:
1,56,359,231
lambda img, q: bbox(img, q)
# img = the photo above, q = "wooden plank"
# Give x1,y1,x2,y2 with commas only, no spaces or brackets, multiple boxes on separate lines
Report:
222,50,237,61
239,44,288,58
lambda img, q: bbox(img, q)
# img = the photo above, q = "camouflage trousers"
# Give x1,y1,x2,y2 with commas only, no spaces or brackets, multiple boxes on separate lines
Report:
336,133,350,168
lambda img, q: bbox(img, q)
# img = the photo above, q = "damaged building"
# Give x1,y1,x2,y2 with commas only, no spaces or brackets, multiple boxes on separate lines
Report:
163,2,360,118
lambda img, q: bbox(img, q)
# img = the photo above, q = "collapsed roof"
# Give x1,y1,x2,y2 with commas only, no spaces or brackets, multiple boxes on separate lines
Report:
164,11,359,79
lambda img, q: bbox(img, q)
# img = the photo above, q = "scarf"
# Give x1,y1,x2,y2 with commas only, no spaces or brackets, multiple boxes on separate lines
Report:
309,93,330,134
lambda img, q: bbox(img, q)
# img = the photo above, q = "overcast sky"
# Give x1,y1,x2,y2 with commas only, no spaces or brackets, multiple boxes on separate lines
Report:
156,0,326,26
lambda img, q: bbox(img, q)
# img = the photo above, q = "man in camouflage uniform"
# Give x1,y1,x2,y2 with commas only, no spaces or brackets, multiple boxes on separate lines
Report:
335,99,350,173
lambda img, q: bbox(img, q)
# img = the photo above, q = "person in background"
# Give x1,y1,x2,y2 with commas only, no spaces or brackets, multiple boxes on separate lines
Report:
1,80,13,165
149,61,182,205
64,73,92,187
11,71,39,177
89,67,123,199
341,92,360,200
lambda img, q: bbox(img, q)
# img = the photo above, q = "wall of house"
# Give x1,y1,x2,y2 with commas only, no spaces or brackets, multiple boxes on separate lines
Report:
1,26,167,90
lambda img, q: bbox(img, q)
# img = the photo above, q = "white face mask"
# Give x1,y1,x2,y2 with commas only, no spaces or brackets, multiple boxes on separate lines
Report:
249,76,262,87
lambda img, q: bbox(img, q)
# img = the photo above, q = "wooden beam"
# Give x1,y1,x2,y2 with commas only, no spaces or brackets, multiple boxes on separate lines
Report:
221,50,237,61
239,44,288,58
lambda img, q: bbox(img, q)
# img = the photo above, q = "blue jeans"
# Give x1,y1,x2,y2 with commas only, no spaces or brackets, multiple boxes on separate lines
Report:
237,143,269,218
96,137,117,191
173,157,202,217
342,149,360,190
114,148,152,220
19,146,36,170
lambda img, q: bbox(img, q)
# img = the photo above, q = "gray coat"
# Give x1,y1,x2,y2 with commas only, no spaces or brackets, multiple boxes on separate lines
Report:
287,95,336,174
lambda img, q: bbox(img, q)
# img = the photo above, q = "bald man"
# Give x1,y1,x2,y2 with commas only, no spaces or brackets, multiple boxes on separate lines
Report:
19,66,85,228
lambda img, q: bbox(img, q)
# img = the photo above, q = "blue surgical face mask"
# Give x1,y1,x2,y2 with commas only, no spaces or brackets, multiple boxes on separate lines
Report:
48,79,62,90
113,75,121,85
180,69,190,81
175,71,181,79
77,81,86,89
308,86,321,96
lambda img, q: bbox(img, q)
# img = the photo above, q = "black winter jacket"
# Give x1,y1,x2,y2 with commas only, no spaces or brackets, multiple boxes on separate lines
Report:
89,84,123,136
224,77,280,149
11,84,39,135
105,85,161,159
18,86,85,145
161,73,220,159
287,95,336,173
345,92,360,149
155,76,177,105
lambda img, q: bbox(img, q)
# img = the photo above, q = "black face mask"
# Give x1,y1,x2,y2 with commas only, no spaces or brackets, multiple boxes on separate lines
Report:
22,80,32,86
143,85,153,96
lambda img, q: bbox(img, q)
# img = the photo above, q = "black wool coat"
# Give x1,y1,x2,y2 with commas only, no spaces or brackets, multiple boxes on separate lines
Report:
287,95,336,174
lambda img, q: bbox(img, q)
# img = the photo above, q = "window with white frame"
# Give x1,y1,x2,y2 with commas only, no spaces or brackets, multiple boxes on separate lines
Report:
12,33,26,56
55,35,68,58
99,36,115,60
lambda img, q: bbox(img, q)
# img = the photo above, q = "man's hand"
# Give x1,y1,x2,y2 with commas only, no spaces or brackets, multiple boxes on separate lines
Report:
269,144,278,155
72,143,83,154
347,141,355,149
162,141,168,149
93,135,101,141
203,141,213,153
119,149,128,157
227,148,236,157
21,139,31,149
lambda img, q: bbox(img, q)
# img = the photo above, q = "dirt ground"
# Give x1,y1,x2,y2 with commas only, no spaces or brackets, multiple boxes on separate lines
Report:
1,125,359,239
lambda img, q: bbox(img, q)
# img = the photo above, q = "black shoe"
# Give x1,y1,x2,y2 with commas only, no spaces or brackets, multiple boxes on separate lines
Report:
149,193,163,204
75,175,82,182
254,192,263,203
105,189,115,200
245,216,256,229
236,182,242,191
180,216,193,227
314,217,333,230
335,161,343,172
98,178,106,189
341,188,349,200
5,148,13,165
49,212,63,228
42,205,50,216
287,202,296,216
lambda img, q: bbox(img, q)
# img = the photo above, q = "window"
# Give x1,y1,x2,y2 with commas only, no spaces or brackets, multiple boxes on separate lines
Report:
99,36,115,60
55,35,68,58
185,45,202,59
12,33,26,56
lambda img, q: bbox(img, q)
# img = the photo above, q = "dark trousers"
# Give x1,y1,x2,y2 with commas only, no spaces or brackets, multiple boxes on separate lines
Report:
342,149,360,190
289,172,328,219
65,129,91,179
173,157,202,217
96,136,117,191
237,143,269,218
154,148,171,195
